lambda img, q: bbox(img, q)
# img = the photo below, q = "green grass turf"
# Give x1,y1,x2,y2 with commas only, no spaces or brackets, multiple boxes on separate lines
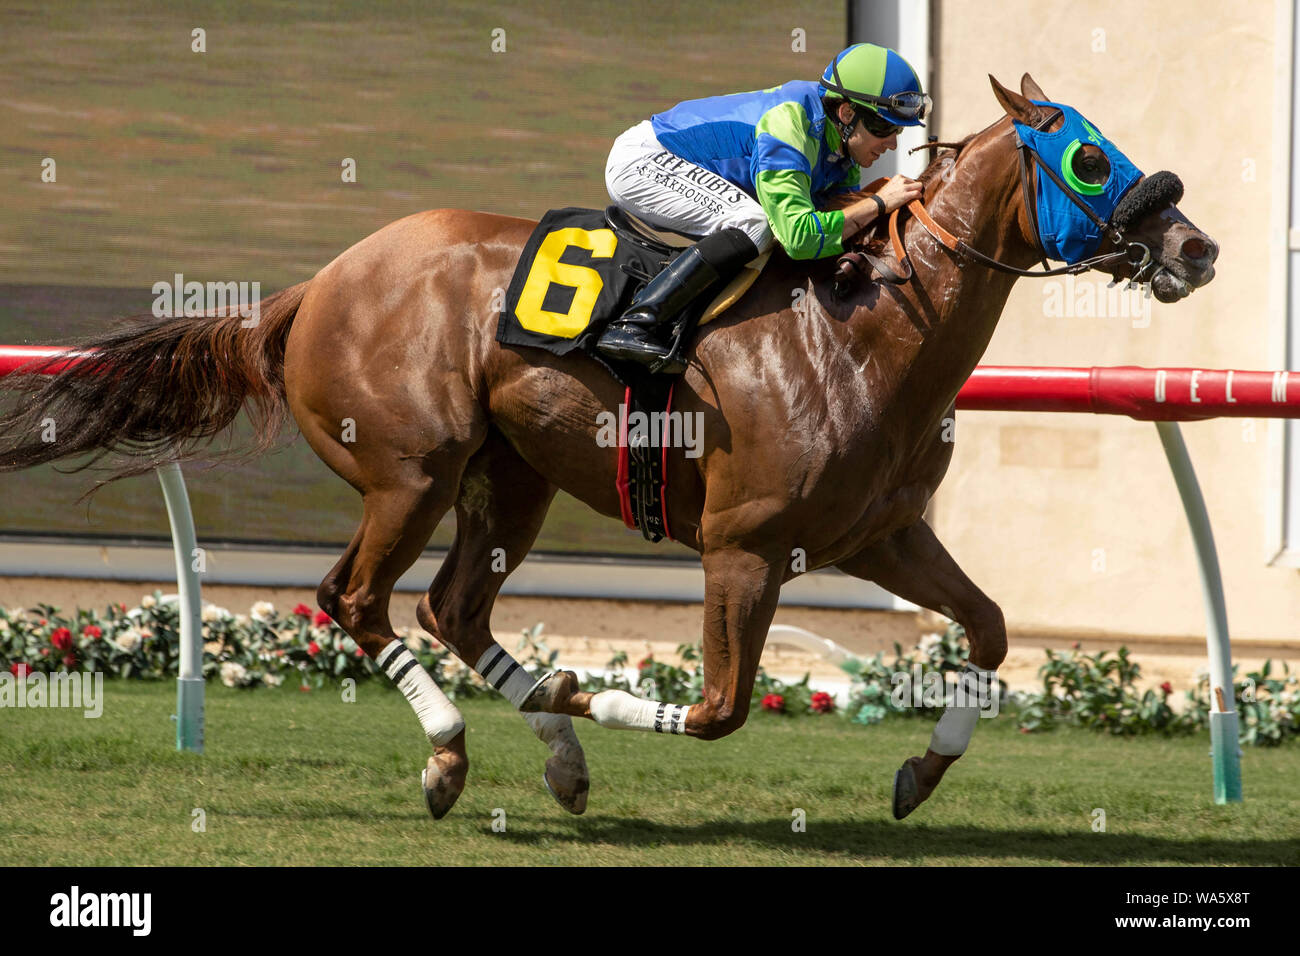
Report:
1,681,1296,865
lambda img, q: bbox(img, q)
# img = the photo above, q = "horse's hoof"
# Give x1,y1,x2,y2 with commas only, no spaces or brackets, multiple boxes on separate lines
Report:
422,754,465,820
543,749,590,815
892,757,924,820
519,670,578,713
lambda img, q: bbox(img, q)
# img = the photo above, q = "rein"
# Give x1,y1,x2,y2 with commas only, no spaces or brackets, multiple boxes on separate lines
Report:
836,111,1154,290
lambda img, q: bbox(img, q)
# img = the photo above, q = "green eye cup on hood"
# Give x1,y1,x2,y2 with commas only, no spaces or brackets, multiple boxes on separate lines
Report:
1060,140,1110,195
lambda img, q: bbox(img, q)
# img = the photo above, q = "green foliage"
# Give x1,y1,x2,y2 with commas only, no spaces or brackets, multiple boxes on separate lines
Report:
4,595,1296,745
840,622,1005,725
1017,645,1193,736
0,593,496,699
1014,646,1300,746
839,620,1299,748
1181,660,1299,747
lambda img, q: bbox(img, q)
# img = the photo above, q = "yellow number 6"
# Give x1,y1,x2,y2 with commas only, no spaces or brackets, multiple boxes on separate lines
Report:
514,227,618,338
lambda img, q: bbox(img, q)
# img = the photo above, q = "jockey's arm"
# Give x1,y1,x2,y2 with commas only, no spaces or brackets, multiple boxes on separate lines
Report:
755,169,854,260
753,102,886,260
755,168,895,260
819,165,887,234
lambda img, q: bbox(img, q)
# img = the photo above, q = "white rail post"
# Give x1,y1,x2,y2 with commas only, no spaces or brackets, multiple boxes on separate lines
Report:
157,462,203,753
1154,422,1242,803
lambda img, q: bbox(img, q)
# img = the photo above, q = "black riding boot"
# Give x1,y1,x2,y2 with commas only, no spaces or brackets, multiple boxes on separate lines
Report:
596,227,758,374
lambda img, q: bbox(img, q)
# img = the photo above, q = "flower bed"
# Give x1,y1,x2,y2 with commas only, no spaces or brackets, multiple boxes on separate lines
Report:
838,622,1299,746
2,596,1295,744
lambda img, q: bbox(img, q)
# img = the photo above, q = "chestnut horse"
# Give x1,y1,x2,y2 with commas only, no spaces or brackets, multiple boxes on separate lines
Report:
0,75,1216,822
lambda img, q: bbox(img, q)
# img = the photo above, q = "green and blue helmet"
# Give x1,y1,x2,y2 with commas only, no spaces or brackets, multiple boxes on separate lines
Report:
818,43,930,127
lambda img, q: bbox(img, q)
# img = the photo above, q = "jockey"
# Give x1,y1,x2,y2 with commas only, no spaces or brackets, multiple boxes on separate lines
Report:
596,42,931,372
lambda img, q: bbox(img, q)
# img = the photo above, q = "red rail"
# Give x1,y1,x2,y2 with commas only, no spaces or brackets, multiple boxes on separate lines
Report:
1,345,1297,422
0,345,91,376
957,366,1300,420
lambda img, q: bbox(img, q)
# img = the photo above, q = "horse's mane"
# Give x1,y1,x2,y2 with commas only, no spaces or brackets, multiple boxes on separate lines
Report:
914,134,978,186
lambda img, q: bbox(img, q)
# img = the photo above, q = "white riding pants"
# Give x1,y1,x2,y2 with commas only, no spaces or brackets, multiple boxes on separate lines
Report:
604,120,774,253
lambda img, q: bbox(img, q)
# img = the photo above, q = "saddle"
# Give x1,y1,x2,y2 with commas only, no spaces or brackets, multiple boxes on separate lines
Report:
602,206,771,328
497,205,774,543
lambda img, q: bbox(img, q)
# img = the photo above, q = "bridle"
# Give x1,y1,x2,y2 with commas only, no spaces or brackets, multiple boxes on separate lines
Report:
837,109,1158,289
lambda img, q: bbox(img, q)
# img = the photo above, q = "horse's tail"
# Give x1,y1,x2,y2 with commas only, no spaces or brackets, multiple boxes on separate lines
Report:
0,280,310,482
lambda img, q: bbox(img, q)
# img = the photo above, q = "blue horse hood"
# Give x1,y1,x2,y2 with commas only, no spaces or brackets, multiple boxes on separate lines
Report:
1012,100,1144,264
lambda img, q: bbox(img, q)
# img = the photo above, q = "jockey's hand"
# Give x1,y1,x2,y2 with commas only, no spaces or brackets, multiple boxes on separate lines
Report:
842,175,924,238
842,174,925,238
876,174,925,212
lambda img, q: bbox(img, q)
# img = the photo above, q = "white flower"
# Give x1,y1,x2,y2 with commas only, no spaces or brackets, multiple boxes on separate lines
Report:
116,628,143,652
141,595,157,609
341,636,357,655
201,604,232,623
220,661,248,687
264,672,282,688
918,632,943,655
0,618,8,632
250,601,275,623
235,614,248,626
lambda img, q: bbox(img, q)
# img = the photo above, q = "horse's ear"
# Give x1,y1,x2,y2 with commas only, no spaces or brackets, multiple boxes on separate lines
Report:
989,74,1043,125
1020,73,1047,102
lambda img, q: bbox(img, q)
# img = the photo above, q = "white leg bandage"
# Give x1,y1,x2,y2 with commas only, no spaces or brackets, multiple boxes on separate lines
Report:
589,689,690,734
474,644,542,709
929,663,998,756
377,641,464,747
523,712,584,755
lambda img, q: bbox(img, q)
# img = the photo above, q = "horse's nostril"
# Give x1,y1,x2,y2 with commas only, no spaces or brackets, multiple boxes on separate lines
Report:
1181,237,1208,260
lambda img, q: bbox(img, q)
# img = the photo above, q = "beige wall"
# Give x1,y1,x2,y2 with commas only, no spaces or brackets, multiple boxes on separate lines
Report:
927,0,1299,640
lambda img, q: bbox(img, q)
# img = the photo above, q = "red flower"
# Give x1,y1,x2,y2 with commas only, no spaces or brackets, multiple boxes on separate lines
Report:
811,691,834,713
299,685,311,692
355,647,364,658
40,648,50,657
1160,681,1173,695
307,641,321,657
761,693,785,712
50,627,73,651
293,603,312,618
118,603,127,612
312,610,332,627
62,654,77,669
638,656,653,670
1071,641,1082,650
83,625,103,640
9,662,30,678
